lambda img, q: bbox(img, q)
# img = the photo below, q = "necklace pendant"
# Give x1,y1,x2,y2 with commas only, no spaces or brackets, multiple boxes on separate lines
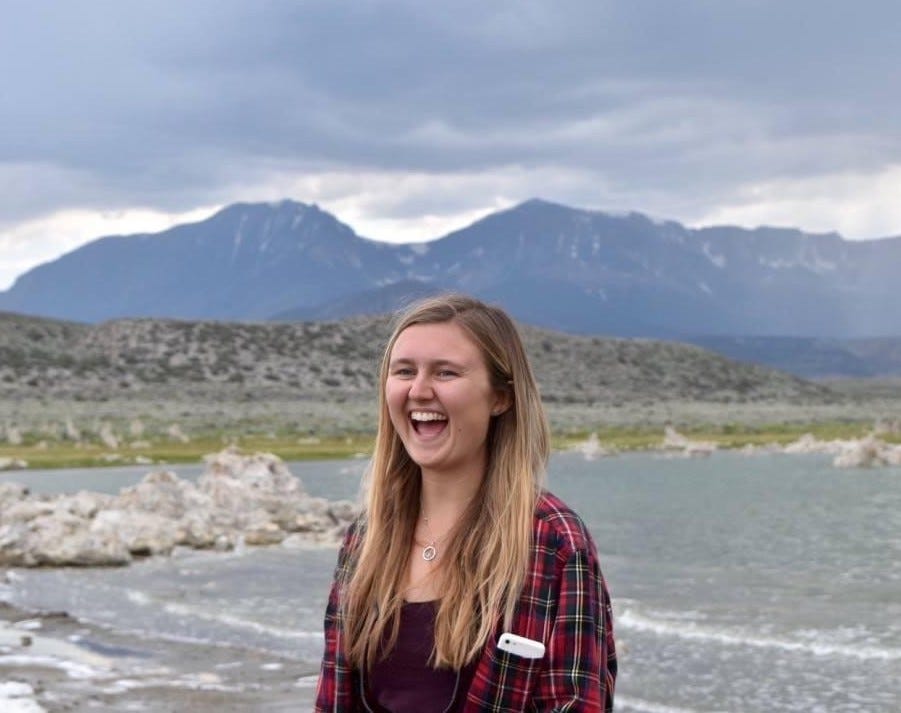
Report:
422,544,437,562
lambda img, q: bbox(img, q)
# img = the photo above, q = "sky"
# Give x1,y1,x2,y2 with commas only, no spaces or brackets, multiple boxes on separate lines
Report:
2,1,901,290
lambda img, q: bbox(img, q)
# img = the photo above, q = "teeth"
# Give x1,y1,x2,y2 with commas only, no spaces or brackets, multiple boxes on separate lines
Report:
411,411,447,422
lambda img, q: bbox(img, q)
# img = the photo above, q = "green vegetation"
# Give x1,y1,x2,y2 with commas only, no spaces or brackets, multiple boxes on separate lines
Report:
3,420,899,471
0,434,376,471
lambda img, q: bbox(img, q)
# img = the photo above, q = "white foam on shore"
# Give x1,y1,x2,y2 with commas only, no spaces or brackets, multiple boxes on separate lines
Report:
13,619,43,631
617,694,721,713
618,609,901,661
0,682,47,713
99,673,244,695
0,653,103,680
0,623,114,676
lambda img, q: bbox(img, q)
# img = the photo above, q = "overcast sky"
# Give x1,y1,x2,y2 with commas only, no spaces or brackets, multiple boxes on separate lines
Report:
2,1,900,289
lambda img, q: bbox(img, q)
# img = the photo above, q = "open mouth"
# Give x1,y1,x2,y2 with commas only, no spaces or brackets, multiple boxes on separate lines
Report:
410,411,448,438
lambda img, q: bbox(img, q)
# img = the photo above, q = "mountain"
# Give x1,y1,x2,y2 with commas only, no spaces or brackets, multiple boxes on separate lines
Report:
1,198,900,339
270,279,443,322
0,201,415,322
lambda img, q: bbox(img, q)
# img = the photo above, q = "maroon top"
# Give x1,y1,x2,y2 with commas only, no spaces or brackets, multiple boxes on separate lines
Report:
362,601,477,713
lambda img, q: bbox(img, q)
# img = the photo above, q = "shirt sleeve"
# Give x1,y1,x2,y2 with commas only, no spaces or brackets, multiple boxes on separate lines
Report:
533,546,616,712
314,524,358,712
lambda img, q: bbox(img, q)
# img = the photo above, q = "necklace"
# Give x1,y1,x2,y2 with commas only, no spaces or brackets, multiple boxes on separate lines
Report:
418,514,450,562
417,497,473,562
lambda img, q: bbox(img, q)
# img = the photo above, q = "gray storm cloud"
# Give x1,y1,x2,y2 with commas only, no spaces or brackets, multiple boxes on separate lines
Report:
1,0,900,229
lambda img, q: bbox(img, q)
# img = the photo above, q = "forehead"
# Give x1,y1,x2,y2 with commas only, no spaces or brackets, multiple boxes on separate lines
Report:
390,321,483,363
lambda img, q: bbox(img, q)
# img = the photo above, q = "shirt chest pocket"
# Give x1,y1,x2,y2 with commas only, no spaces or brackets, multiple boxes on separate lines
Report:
475,644,544,711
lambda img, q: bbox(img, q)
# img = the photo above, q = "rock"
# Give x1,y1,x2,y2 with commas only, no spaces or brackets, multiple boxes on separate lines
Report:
783,433,846,455
4,424,23,446
113,470,211,520
3,500,55,524
573,433,610,461
54,491,112,519
174,510,219,549
201,448,303,496
0,513,132,567
833,435,901,468
91,510,178,556
662,426,717,457
0,482,29,511
244,522,286,546
0,448,358,568
98,423,119,450
64,418,81,441
0,457,28,471
214,533,235,551
198,448,309,530
167,423,190,443
327,500,358,526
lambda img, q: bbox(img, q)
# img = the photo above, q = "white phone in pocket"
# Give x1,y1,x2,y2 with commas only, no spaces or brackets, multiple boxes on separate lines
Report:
497,632,546,659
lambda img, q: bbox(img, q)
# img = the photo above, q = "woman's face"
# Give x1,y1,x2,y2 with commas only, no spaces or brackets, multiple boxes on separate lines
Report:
385,321,508,481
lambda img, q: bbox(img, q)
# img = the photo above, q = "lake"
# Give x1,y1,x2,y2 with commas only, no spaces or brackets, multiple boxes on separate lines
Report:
2,451,899,711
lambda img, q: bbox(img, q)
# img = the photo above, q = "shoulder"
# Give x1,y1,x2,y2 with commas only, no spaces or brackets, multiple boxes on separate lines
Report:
533,490,595,555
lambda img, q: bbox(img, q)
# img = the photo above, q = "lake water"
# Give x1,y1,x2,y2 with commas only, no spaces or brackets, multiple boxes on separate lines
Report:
2,452,900,712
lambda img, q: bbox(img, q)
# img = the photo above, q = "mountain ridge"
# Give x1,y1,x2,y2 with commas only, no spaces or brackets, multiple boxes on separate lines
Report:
1,198,899,339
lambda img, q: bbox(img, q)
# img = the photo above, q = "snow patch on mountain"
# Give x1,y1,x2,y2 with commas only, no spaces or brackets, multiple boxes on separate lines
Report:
702,242,726,268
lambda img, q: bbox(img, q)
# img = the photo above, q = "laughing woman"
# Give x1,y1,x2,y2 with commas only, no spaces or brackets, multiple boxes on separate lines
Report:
316,295,616,712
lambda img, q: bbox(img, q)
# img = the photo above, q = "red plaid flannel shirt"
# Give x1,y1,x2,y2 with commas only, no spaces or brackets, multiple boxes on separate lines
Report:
315,491,616,712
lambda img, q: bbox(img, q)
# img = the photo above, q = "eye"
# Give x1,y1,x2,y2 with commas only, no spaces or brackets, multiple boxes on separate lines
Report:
391,367,415,378
436,369,459,378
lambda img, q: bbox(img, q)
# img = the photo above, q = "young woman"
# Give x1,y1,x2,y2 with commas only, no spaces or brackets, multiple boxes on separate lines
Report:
316,294,616,712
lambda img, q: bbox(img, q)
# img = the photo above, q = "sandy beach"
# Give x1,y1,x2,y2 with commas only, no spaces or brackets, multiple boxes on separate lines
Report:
0,601,319,712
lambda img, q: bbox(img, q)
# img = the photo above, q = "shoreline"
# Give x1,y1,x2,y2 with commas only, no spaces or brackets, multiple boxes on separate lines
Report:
0,600,320,711
2,419,899,472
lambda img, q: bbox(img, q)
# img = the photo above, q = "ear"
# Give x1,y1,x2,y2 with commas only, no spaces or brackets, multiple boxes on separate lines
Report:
491,388,513,417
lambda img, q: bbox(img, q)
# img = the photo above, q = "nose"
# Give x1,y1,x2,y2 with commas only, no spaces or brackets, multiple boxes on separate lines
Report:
408,372,434,400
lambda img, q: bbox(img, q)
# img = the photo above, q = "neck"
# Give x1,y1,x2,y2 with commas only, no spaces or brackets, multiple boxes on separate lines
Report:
419,467,484,523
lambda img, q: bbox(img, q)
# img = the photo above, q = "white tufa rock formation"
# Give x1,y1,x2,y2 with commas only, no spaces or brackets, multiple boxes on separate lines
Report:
97,423,119,450
0,457,28,471
4,424,23,446
573,433,611,461
167,423,190,443
0,448,357,567
832,435,901,468
661,426,717,457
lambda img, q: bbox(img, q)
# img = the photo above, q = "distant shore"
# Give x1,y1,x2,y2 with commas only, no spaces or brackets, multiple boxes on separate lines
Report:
3,378,901,471
2,418,899,471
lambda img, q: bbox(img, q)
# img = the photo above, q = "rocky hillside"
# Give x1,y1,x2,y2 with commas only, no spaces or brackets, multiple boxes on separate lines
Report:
0,311,836,406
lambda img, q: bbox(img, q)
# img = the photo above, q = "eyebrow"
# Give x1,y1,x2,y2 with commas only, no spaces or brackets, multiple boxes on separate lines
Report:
388,358,468,370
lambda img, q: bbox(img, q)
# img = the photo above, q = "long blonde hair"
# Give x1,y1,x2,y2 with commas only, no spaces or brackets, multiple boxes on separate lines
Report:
342,294,550,670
